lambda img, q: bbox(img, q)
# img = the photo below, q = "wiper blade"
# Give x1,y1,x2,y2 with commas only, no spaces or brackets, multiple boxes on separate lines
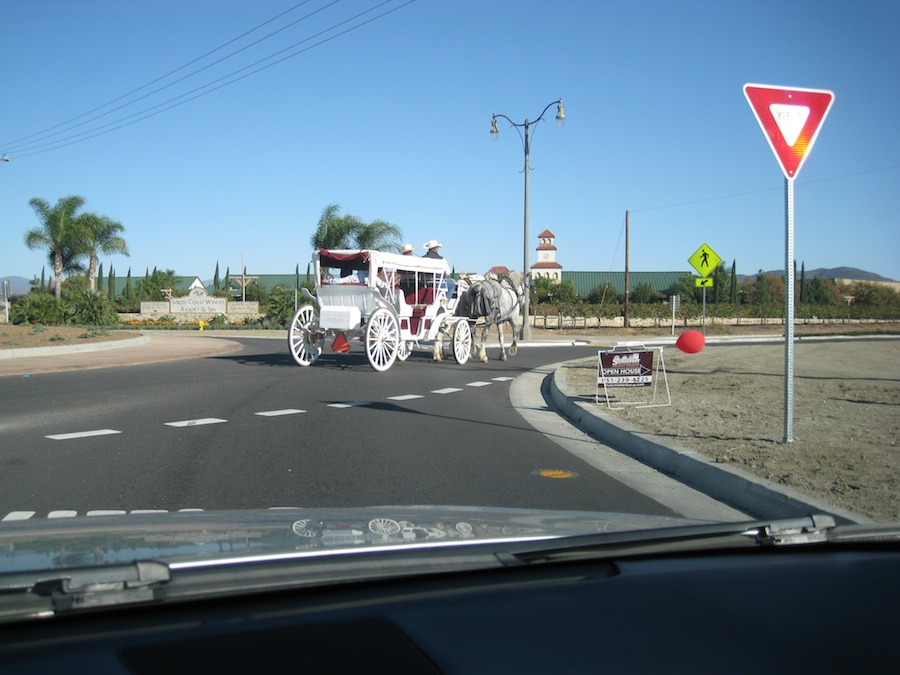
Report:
0,561,170,621
500,515,840,565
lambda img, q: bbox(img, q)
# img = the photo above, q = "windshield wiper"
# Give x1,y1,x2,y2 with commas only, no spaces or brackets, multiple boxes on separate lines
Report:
497,515,843,566
0,561,170,621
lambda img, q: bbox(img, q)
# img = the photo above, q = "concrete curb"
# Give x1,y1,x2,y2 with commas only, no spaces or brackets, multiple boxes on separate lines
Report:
548,359,872,525
0,332,149,359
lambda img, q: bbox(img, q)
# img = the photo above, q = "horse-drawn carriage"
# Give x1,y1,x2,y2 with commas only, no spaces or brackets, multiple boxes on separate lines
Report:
287,249,474,372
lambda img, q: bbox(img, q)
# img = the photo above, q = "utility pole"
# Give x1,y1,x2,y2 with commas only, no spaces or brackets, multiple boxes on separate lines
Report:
624,210,630,328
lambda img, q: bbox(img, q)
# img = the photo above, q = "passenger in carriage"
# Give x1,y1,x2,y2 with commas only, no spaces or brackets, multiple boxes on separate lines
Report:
400,243,414,255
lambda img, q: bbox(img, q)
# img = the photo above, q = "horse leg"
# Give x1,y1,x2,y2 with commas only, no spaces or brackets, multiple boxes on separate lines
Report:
478,324,489,363
497,322,507,361
508,316,519,356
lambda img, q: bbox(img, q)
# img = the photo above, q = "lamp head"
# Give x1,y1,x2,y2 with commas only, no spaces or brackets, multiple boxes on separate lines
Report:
490,115,499,139
556,100,566,127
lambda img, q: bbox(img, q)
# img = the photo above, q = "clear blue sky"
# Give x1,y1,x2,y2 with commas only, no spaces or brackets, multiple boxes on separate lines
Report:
2,0,898,283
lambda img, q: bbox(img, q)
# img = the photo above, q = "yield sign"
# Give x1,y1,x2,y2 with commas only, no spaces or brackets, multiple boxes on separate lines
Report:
744,84,834,180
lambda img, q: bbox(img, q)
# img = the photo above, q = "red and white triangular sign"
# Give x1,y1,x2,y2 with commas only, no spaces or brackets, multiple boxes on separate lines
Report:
744,84,834,180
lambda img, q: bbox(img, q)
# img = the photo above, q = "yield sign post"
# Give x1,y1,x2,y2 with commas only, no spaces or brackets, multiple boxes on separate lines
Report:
744,84,834,444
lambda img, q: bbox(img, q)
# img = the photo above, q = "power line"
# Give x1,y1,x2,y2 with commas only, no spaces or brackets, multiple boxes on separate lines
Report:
1,1,317,150
2,0,416,158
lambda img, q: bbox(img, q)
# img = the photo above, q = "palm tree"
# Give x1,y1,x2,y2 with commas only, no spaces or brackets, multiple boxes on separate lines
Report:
353,218,402,251
76,213,129,292
310,203,402,251
24,195,86,298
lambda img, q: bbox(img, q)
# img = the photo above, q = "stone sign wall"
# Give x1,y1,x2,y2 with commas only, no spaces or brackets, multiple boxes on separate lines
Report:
137,280,259,323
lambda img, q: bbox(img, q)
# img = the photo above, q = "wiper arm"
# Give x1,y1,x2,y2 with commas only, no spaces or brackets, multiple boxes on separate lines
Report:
500,515,840,565
754,514,835,546
0,561,170,621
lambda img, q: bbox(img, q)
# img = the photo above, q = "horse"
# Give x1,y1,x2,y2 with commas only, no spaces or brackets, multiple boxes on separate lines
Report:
434,270,526,363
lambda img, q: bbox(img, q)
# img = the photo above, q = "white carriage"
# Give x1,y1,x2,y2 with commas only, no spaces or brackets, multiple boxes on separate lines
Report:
287,249,473,372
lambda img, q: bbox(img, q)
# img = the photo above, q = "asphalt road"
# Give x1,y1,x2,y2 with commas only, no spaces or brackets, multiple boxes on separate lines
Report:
0,337,727,520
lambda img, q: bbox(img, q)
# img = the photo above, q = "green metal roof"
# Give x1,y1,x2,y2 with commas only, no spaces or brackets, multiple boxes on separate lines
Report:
562,271,688,297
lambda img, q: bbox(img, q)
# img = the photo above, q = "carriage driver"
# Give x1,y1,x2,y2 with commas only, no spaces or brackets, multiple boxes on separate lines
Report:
422,240,456,299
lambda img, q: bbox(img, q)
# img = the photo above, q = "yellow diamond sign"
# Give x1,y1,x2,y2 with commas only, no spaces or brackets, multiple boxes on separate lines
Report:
688,244,722,278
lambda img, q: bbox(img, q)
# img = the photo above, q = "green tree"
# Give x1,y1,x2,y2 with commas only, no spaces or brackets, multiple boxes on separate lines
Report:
666,273,699,303
729,260,738,304
213,262,220,291
310,203,402,251
76,212,129,292
754,270,771,304
108,266,116,304
630,281,658,303
806,276,836,305
137,269,177,301
24,195,86,298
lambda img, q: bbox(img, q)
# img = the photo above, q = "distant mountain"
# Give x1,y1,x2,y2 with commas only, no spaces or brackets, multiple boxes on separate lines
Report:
0,276,32,297
738,267,895,283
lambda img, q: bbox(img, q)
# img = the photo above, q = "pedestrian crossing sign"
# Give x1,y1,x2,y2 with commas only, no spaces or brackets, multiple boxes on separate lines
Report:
688,244,721,278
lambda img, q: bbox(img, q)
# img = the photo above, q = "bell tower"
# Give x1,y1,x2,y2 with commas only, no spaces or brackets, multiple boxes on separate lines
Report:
531,229,562,281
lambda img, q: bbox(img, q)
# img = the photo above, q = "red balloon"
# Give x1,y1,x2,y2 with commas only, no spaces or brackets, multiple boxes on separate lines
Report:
676,330,705,354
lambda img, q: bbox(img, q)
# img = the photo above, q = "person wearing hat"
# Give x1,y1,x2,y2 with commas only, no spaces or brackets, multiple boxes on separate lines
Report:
423,240,443,259
400,243,414,255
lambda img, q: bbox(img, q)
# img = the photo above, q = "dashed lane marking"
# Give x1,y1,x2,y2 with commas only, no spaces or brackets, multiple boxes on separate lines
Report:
165,418,228,428
492,377,514,382
2,511,36,521
328,401,371,408
48,510,78,518
387,395,424,401
431,388,463,395
256,409,307,417
46,429,122,441
466,381,493,387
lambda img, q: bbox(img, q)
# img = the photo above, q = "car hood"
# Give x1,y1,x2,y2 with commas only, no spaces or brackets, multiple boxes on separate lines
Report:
0,506,703,573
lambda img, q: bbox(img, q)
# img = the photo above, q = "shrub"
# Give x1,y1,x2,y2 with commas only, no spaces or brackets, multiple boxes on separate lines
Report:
10,293,65,325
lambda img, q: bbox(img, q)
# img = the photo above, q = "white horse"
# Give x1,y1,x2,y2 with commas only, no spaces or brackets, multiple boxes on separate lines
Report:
457,270,526,363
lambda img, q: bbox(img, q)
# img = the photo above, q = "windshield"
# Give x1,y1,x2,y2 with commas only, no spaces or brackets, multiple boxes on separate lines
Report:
0,0,897,586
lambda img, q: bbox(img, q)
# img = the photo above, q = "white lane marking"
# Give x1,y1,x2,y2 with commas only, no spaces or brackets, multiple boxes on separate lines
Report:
87,510,127,516
328,401,370,408
431,387,463,395
48,510,78,518
492,377,514,382
165,418,227,428
256,409,306,417
387,394,424,401
46,429,122,440
466,381,493,387
130,510,168,514
2,511,35,521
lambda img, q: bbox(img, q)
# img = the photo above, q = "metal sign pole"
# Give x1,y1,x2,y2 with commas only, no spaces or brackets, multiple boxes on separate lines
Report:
784,177,795,443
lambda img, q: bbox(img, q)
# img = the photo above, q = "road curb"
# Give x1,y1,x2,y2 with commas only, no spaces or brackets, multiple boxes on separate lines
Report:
548,359,872,525
0,332,149,359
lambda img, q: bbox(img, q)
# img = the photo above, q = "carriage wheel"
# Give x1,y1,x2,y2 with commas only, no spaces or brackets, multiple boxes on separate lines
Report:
452,320,472,365
291,519,318,537
288,305,323,366
368,518,401,535
365,308,400,372
397,340,412,362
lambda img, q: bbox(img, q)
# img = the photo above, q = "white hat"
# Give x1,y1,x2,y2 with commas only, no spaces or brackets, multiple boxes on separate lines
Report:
400,243,414,254
424,240,442,250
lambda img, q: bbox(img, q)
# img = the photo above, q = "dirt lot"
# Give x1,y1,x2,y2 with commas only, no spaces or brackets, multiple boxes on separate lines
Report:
559,324,899,522
0,324,138,349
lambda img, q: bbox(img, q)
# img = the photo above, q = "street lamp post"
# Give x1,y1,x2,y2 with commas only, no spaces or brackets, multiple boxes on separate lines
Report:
490,99,565,339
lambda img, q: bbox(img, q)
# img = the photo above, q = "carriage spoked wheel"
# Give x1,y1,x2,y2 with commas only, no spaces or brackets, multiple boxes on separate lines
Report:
452,319,472,364
288,305,324,366
397,340,413,362
365,307,400,372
